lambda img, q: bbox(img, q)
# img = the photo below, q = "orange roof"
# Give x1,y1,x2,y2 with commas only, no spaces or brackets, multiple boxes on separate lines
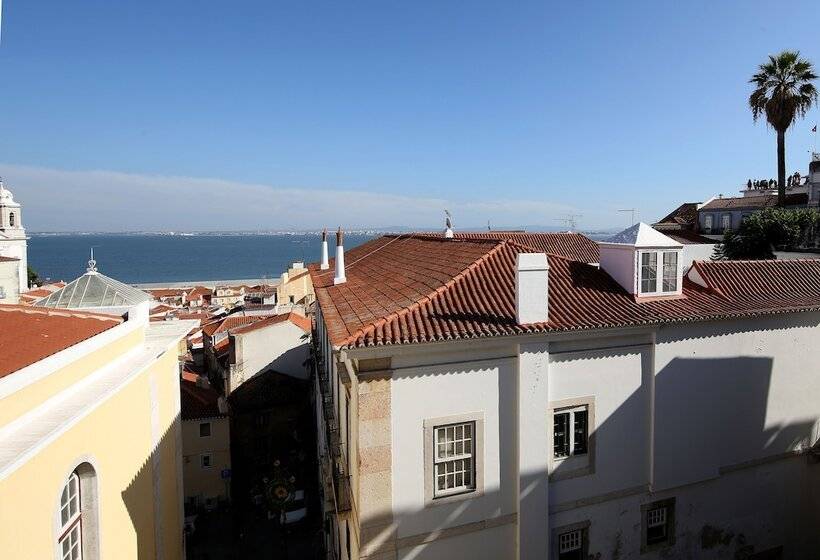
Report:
186,286,212,299
202,314,277,337
22,288,53,299
0,305,123,378
311,234,820,349
230,312,311,336
448,231,600,263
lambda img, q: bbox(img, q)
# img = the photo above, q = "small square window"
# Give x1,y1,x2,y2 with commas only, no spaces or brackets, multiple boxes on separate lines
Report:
552,523,589,560
199,422,211,437
201,454,213,468
641,497,675,553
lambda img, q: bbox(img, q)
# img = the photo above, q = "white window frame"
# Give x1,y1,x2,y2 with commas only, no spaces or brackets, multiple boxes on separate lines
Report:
721,213,731,231
641,497,675,553
552,405,588,461
639,251,658,294
423,412,485,507
552,520,590,560
548,397,595,481
638,250,681,296
661,251,678,292
200,453,213,469
199,422,211,438
432,421,475,498
58,473,82,560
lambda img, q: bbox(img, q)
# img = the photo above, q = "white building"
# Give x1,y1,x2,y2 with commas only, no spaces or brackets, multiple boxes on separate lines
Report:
0,181,28,295
310,226,820,560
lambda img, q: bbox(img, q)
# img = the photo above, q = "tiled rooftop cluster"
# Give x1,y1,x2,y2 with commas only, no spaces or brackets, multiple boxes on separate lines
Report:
311,234,820,349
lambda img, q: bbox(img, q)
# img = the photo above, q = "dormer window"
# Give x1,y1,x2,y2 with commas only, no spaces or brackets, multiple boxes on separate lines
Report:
640,253,657,293
639,250,680,295
662,252,678,292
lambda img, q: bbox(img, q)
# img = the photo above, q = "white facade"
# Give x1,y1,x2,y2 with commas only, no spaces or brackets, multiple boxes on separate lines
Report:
0,181,28,294
0,259,20,304
318,312,820,560
229,318,310,391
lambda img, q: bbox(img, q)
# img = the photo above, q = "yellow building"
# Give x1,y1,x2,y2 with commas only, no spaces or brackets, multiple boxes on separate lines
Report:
0,302,196,560
180,370,231,510
276,262,315,307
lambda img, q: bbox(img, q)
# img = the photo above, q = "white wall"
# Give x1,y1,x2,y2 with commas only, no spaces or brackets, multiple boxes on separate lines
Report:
390,348,518,549
232,320,309,387
548,344,652,505
681,243,715,270
598,244,636,294
654,313,820,490
0,260,20,304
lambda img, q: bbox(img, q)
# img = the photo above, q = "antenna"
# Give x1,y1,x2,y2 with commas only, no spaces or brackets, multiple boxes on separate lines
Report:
487,220,491,232
554,214,582,231
618,209,637,227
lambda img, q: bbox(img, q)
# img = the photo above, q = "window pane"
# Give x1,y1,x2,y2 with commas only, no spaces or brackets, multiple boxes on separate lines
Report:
640,252,657,293
553,412,570,458
573,410,588,455
662,252,678,292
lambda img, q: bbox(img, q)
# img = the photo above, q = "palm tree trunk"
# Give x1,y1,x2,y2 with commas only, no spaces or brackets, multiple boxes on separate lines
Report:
777,130,786,206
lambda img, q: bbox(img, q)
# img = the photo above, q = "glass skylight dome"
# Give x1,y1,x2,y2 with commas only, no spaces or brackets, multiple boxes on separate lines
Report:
34,254,152,310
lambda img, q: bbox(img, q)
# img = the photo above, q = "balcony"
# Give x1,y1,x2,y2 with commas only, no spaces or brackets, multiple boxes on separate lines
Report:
332,443,352,513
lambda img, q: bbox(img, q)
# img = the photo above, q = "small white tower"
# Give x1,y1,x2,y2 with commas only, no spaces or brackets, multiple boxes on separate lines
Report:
0,179,29,293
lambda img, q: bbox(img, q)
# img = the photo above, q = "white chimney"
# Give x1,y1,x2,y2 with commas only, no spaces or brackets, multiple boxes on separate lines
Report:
320,228,330,270
334,227,346,285
516,253,549,324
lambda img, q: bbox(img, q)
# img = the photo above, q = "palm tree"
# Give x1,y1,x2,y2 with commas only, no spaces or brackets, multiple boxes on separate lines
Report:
749,51,818,206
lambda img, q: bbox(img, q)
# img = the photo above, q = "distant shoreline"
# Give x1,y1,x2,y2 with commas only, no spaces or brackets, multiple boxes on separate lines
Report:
133,278,282,289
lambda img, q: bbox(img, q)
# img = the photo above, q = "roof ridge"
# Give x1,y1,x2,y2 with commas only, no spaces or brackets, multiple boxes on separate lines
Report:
340,240,510,346
0,305,123,323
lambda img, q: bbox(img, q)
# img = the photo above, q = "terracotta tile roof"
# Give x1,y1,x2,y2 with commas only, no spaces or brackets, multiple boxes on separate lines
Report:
654,202,700,227
149,288,189,298
180,376,224,420
658,230,715,245
433,231,599,263
230,312,312,336
201,314,277,337
0,305,123,378
311,234,820,349
701,193,807,210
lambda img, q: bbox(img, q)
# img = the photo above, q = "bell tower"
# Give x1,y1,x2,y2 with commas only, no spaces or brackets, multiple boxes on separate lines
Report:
0,179,29,293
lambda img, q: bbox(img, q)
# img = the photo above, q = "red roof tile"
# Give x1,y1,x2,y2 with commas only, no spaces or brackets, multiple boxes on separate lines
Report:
230,312,311,335
0,305,123,378
701,193,807,210
180,376,224,420
311,234,820,349
202,314,278,337
654,202,700,227
658,230,716,245
434,231,599,263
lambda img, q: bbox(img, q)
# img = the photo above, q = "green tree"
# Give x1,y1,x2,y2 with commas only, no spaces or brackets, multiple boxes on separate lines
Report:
749,51,818,206
720,207,820,259
27,265,40,288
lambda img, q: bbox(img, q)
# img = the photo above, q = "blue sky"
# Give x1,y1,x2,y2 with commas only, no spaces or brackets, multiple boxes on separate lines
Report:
1,0,819,231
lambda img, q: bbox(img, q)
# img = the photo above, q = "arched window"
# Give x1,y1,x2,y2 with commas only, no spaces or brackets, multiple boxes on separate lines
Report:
8,212,14,227
58,473,82,559
57,463,99,560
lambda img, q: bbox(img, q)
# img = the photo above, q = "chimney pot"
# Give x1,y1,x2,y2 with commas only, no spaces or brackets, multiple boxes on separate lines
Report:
320,228,329,270
515,253,549,324
334,227,346,284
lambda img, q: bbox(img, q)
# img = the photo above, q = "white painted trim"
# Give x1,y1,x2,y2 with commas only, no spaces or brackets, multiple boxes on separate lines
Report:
0,315,141,401
686,264,709,288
